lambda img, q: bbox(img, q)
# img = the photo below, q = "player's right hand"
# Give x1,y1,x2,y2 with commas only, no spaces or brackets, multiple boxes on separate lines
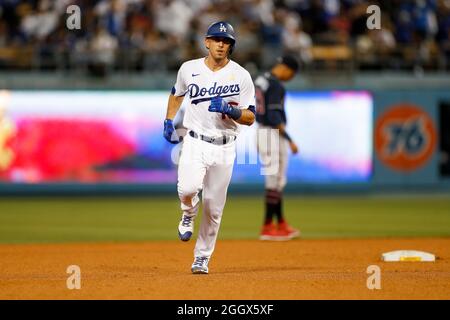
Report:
289,141,299,154
163,119,181,144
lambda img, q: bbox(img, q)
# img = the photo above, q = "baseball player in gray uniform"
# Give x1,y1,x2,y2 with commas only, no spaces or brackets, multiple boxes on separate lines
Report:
163,21,256,274
255,55,300,241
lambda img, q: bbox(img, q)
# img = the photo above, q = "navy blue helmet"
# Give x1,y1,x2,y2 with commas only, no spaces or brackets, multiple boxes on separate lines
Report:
205,21,236,54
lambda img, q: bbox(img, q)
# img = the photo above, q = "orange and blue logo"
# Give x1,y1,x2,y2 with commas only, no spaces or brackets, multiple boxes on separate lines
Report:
375,104,437,172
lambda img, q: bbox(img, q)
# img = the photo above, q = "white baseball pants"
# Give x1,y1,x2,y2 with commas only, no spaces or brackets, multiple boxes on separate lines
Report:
177,133,236,258
256,125,289,192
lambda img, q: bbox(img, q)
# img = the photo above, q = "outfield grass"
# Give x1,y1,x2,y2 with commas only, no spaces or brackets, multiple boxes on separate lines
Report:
0,196,449,243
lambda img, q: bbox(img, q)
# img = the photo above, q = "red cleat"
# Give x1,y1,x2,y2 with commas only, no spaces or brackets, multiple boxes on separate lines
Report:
259,223,291,241
278,221,301,239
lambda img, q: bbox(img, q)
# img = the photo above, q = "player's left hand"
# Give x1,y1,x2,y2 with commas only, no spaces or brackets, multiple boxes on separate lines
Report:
208,96,231,114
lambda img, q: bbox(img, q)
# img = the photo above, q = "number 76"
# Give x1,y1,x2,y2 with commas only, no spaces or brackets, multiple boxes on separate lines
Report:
383,117,427,156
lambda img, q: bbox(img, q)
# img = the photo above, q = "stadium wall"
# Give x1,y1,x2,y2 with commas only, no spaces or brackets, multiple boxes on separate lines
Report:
0,72,449,195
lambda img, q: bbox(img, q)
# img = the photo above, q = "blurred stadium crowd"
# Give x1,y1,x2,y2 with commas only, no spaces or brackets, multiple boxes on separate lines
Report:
1,0,450,75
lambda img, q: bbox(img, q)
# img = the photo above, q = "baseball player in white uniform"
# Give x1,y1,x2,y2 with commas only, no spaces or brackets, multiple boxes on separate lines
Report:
163,21,256,274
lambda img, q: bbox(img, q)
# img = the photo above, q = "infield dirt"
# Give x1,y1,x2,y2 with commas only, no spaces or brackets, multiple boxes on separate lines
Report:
1,238,449,299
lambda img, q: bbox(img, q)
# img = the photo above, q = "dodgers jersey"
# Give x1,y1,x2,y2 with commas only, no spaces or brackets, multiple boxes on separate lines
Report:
172,57,255,137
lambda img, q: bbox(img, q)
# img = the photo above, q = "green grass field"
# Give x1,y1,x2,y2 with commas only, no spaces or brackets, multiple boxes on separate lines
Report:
0,195,449,244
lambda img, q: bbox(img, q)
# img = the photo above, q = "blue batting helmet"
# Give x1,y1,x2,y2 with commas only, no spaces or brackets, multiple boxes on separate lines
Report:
205,21,236,54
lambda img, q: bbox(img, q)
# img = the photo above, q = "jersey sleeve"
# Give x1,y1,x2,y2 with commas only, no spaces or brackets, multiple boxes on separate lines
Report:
172,63,188,97
254,75,269,92
239,71,256,110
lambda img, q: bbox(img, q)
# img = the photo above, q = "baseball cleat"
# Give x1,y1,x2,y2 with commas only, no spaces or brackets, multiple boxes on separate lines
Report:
191,256,209,274
259,223,291,241
178,213,194,241
278,221,301,239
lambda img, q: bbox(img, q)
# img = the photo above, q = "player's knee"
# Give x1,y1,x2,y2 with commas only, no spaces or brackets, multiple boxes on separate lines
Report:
177,183,199,203
207,207,223,222
265,178,278,191
210,212,222,223
279,178,287,191
206,211,222,224
203,200,223,222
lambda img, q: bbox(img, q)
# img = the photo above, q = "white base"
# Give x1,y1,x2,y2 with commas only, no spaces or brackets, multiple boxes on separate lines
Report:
381,250,435,262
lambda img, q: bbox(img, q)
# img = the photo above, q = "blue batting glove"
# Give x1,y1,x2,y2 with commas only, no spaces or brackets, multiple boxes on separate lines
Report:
208,96,231,114
163,119,181,144
209,96,242,120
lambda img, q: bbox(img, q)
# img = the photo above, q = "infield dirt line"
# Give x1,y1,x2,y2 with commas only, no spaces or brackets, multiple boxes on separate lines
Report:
0,238,449,299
